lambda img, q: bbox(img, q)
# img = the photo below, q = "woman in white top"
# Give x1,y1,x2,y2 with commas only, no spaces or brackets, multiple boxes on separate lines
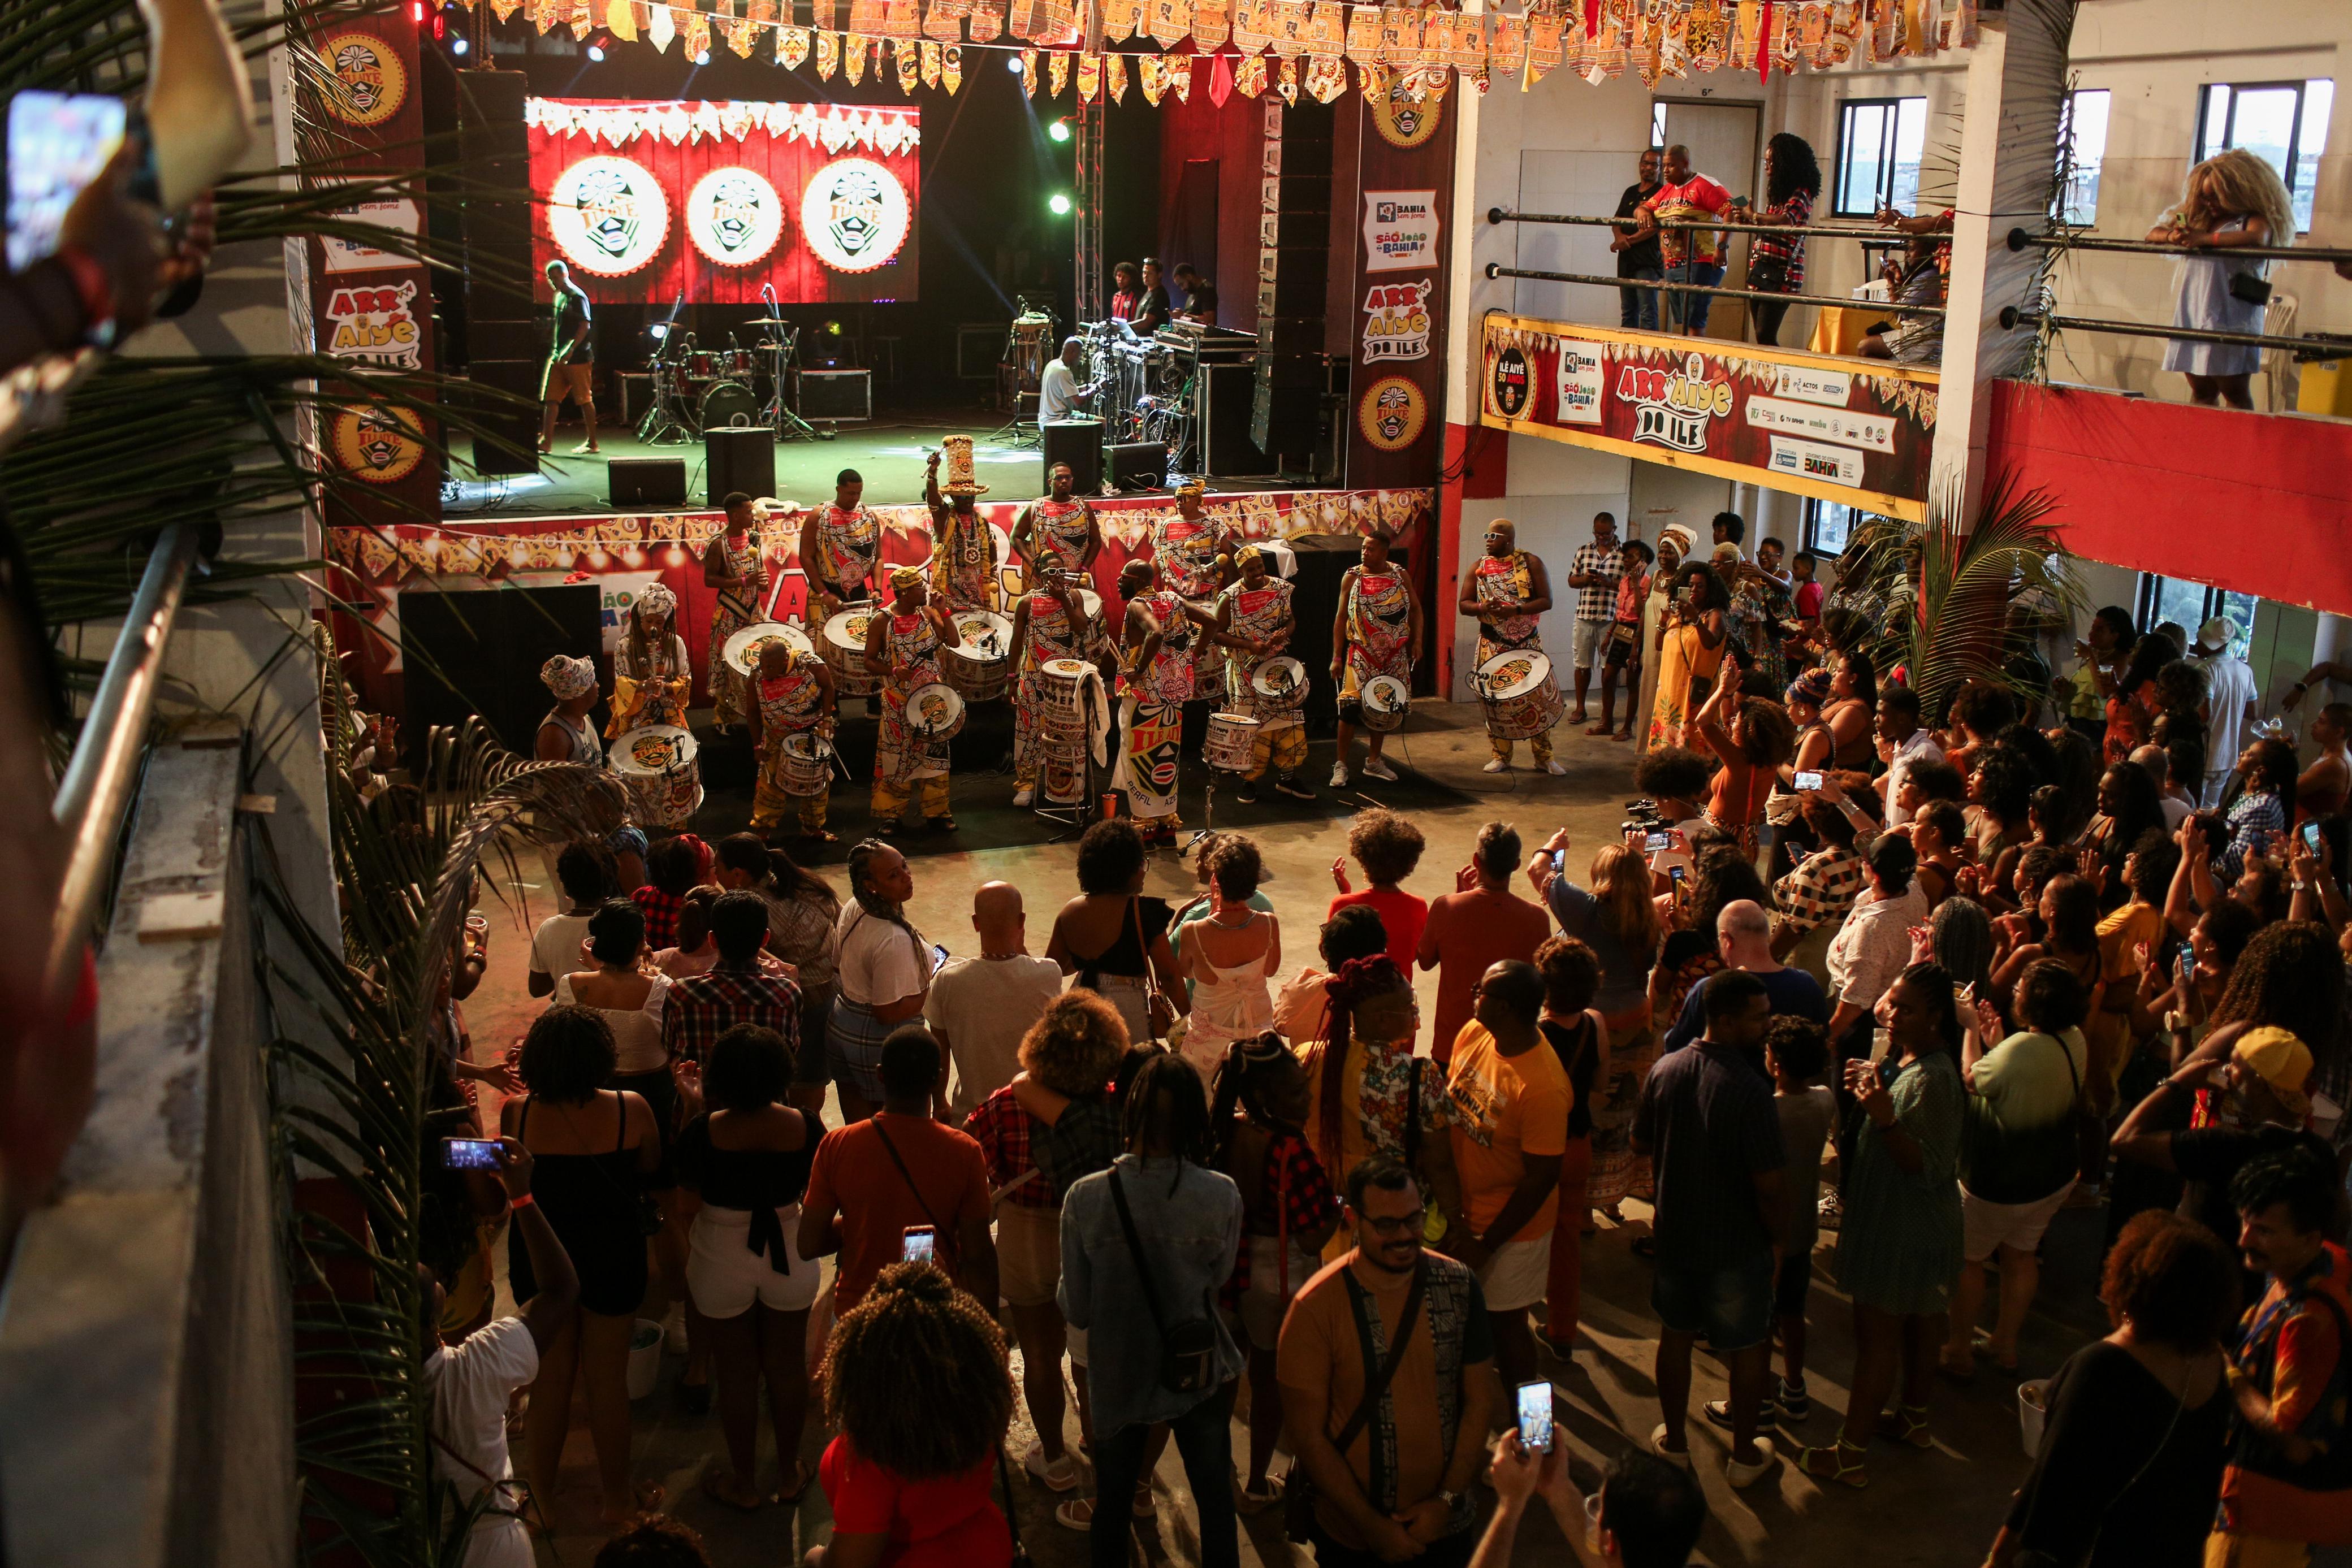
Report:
2147,148,2293,410
824,839,932,1122
1181,837,1281,1082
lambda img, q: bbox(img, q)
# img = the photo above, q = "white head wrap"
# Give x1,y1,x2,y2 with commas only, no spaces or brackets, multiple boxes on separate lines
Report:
634,584,677,620
540,654,596,699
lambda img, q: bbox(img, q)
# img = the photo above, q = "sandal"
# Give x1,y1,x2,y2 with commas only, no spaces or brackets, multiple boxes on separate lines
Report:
1877,1403,1934,1449
1795,1439,1870,1489
701,1470,766,1511
802,829,840,845
1134,1482,1156,1519
1972,1328,2021,1373
1585,722,1612,737
1053,1497,1097,1531
774,1462,815,1504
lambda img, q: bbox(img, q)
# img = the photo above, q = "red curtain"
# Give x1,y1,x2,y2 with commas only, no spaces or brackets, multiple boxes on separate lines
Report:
528,98,922,306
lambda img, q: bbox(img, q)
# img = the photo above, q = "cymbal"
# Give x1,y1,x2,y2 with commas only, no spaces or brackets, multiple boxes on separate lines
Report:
742,317,794,326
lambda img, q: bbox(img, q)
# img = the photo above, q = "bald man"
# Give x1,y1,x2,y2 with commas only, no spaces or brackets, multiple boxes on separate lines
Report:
1659,898,1827,1072
923,881,1065,1117
1460,516,1567,774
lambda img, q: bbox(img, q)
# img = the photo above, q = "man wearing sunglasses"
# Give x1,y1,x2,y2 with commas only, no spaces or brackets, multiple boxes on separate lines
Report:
1277,1158,1497,1568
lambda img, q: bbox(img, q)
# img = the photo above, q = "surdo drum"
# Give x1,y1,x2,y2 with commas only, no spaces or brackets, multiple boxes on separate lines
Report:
608,724,703,828
1475,651,1565,740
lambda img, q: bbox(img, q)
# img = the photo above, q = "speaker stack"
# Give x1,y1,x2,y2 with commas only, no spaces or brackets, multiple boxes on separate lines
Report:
704,427,777,506
1251,98,1334,469
456,70,541,478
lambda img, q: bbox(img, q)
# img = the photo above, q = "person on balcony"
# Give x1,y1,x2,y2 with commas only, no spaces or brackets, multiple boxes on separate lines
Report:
1732,134,1821,349
1608,149,1664,331
1860,234,1948,366
2148,148,2295,411
1631,145,1732,337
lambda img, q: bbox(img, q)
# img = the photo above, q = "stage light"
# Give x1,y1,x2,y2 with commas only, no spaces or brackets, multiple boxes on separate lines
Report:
1048,119,1071,143
648,322,669,341
587,42,604,59
824,319,842,336
409,0,425,20
586,31,608,59
694,47,710,62
1007,55,1024,73
451,33,468,51
1048,192,1072,215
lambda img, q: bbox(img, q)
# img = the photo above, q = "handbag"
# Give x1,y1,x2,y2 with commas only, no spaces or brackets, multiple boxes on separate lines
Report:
1748,251,1791,294
2229,270,2273,307
1133,897,1178,1041
1108,1166,1222,1396
1284,1262,1427,1544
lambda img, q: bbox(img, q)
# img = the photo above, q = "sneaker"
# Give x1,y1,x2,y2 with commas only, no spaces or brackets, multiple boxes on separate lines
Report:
1648,1423,1691,1468
1544,759,1568,776
1276,776,1317,801
1329,763,1350,788
1362,756,1398,781
1482,757,1510,773
1235,779,1260,803
1726,1437,1778,1489
1023,1443,1080,1492
1703,1398,1775,1433
1777,1379,1813,1421
1013,786,1036,807
1817,1190,1843,1232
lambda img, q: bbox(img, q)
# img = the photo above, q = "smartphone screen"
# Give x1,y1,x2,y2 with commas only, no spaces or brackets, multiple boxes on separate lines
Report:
1668,865,1687,886
902,1225,936,1263
931,942,949,972
1516,1381,1553,1453
443,1137,501,1171
5,91,129,271
2303,821,2323,852
1644,830,1670,852
1795,770,1823,791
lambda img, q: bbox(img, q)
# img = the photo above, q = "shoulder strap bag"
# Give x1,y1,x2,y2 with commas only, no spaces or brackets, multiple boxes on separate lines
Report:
1107,1165,1221,1396
1284,1263,1427,1543
871,1119,956,1270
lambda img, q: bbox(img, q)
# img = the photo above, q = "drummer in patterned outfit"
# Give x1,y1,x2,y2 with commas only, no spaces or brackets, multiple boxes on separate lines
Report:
924,448,996,612
1214,545,1314,804
702,491,774,731
1151,478,1232,698
865,565,966,834
1459,518,1567,776
1006,568,1097,808
606,584,692,738
1113,557,1229,843
797,467,883,614
747,636,839,843
1009,462,1101,584
1329,529,1422,789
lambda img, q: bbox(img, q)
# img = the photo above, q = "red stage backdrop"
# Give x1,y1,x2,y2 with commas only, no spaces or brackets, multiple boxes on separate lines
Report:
526,98,921,305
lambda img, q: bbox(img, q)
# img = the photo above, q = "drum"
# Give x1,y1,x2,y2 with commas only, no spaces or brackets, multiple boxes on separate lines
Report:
725,348,759,378
903,682,968,744
821,607,883,696
686,351,718,379
721,620,815,677
1036,656,1092,742
944,609,1015,703
1360,673,1412,734
1476,651,1564,739
699,380,760,430
775,730,835,795
607,724,703,828
1250,656,1309,720
1204,711,1263,773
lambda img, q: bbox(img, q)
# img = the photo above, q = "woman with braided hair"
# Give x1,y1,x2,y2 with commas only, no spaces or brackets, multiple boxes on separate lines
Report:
1296,954,1462,1262
1209,1032,1339,1507
810,1261,1015,1568
825,840,933,1123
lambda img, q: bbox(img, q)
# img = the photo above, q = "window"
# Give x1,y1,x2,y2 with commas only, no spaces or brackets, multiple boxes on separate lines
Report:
2057,89,2110,226
2135,574,2258,655
1804,498,1860,556
1832,96,1928,218
2193,79,2333,234
1651,102,1667,149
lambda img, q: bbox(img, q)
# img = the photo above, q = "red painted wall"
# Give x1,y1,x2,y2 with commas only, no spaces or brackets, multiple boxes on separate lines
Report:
1986,380,2352,614
1152,76,1264,333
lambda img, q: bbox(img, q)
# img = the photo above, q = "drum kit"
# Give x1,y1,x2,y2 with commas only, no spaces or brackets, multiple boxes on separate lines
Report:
637,315,830,444
608,724,704,829
1474,651,1565,739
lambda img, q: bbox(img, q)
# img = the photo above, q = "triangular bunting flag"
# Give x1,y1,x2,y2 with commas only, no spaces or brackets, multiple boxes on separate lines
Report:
816,25,838,71
1105,49,1129,101
1048,47,1071,94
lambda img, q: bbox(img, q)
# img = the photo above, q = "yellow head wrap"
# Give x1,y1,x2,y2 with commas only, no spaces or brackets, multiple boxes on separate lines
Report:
890,564,926,591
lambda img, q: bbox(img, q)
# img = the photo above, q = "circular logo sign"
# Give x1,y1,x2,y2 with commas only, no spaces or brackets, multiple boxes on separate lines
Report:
549,155,670,277
686,166,786,267
331,404,426,484
801,157,911,274
1357,375,1428,452
322,32,407,127
1369,72,1445,149
1490,345,1530,419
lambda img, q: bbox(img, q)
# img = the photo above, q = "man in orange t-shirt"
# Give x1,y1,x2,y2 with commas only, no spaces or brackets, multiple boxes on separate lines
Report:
1443,959,1568,1390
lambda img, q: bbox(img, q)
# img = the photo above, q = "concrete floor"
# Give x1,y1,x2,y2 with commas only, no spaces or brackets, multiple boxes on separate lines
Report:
457,701,2108,1568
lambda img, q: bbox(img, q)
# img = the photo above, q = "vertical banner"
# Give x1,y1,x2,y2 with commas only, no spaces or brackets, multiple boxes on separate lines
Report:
1343,68,1451,490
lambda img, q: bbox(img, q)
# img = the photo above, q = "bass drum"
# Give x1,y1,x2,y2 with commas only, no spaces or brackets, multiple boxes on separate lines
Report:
1475,650,1564,740
698,380,761,431
821,607,883,696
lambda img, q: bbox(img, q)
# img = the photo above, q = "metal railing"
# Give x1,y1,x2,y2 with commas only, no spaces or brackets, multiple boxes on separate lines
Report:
1484,261,1945,320
1491,206,1916,246
2006,226,2352,265
39,523,204,1009
2000,226,2352,361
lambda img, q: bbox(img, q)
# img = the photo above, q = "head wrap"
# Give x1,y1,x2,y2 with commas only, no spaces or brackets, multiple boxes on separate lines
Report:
1176,478,1208,500
890,564,926,591
1785,668,1834,709
2234,1026,2315,1117
1236,544,1268,570
540,654,596,700
633,583,677,620
1657,523,1698,562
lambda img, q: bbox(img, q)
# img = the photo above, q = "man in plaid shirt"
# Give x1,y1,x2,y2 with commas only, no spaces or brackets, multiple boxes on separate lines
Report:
1566,512,1624,726
630,835,703,950
663,890,803,1086
1769,794,1873,961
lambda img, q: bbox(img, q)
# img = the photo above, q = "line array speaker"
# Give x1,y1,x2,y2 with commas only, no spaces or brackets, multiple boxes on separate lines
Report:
456,70,540,479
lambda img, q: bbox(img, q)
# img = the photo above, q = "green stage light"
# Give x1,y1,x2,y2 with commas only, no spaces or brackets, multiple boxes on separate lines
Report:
1048,192,1072,215
1048,119,1071,143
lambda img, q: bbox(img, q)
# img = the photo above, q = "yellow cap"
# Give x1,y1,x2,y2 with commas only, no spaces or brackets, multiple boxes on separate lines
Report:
2234,1026,2315,1113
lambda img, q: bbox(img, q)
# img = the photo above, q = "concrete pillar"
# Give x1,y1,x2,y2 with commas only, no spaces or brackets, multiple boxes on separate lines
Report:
1928,0,2078,525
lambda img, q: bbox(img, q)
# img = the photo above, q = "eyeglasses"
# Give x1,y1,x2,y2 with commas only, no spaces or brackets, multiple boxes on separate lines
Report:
1360,1214,1425,1237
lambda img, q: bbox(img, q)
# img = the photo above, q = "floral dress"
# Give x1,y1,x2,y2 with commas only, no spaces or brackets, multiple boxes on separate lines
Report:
1302,1034,1453,1259
1836,1050,1965,1315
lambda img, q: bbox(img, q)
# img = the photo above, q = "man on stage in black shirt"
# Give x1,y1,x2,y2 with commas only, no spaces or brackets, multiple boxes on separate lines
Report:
538,258,600,455
1609,150,1666,333
1170,263,1219,324
1131,257,1172,335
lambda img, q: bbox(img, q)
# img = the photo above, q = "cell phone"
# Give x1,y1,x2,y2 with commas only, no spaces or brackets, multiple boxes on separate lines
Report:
2,92,150,271
1643,830,1669,852
901,1225,936,1263
1795,770,1823,792
443,1137,501,1171
931,942,949,972
1516,1380,1554,1454
2303,821,2323,853
1668,865,1687,886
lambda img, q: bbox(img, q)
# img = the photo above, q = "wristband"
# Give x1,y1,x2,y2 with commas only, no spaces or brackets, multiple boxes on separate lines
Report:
52,245,117,348
508,1192,537,1211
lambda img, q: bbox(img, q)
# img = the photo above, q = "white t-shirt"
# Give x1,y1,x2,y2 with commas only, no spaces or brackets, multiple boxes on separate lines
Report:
530,913,593,981
426,1317,539,1568
834,901,930,1008
1039,358,1084,423
1883,727,1945,828
924,954,1066,1117
2195,652,2258,771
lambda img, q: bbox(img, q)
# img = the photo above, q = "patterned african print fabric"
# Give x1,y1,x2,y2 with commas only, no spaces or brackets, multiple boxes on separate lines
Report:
928,505,995,609
811,503,882,599
1471,551,1544,666
708,529,767,727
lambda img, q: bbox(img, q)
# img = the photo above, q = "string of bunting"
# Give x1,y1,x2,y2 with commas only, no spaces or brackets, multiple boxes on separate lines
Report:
455,0,1982,100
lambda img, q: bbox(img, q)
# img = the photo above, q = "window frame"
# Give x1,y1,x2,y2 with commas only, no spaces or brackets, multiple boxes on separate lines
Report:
2191,79,2331,233
1802,497,1861,557
2133,573,2257,654
1830,95,1929,219
2056,87,2111,227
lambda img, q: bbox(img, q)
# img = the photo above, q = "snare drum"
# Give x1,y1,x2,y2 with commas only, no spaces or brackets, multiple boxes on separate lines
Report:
722,621,816,677
774,731,835,796
1476,651,1564,740
1249,656,1309,722
1360,673,1411,734
608,724,703,828
945,610,1015,703
1204,711,1263,773
822,608,883,696
903,682,969,744
1037,657,1093,742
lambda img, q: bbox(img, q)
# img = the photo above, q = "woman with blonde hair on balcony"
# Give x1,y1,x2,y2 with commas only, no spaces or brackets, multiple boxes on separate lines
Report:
2148,146,2294,410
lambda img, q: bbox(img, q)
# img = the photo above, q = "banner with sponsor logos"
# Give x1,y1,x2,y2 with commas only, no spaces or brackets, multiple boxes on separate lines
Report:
1344,70,1455,492
528,97,922,306
1478,314,1940,522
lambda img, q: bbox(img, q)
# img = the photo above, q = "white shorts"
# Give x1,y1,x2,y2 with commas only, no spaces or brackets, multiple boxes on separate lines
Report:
1571,618,1610,672
1960,1183,2074,1263
1480,1234,1554,1313
687,1203,822,1318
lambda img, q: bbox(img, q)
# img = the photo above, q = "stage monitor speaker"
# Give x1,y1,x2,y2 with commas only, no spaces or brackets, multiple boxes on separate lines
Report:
1107,441,1167,492
704,427,776,506
795,369,871,421
611,457,687,506
399,584,603,766
467,357,542,477
1040,419,1103,494
1282,534,1360,727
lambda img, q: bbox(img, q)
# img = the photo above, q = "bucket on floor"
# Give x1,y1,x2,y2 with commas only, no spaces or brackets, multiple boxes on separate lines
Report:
2018,1379,2051,1457
627,1318,664,1401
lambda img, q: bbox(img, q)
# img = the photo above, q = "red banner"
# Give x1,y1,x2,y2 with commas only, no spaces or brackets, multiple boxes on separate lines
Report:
527,98,922,306
1479,315,1942,522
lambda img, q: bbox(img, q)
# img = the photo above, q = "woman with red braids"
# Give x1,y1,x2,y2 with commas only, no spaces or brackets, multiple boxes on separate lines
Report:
1294,955,1463,1262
